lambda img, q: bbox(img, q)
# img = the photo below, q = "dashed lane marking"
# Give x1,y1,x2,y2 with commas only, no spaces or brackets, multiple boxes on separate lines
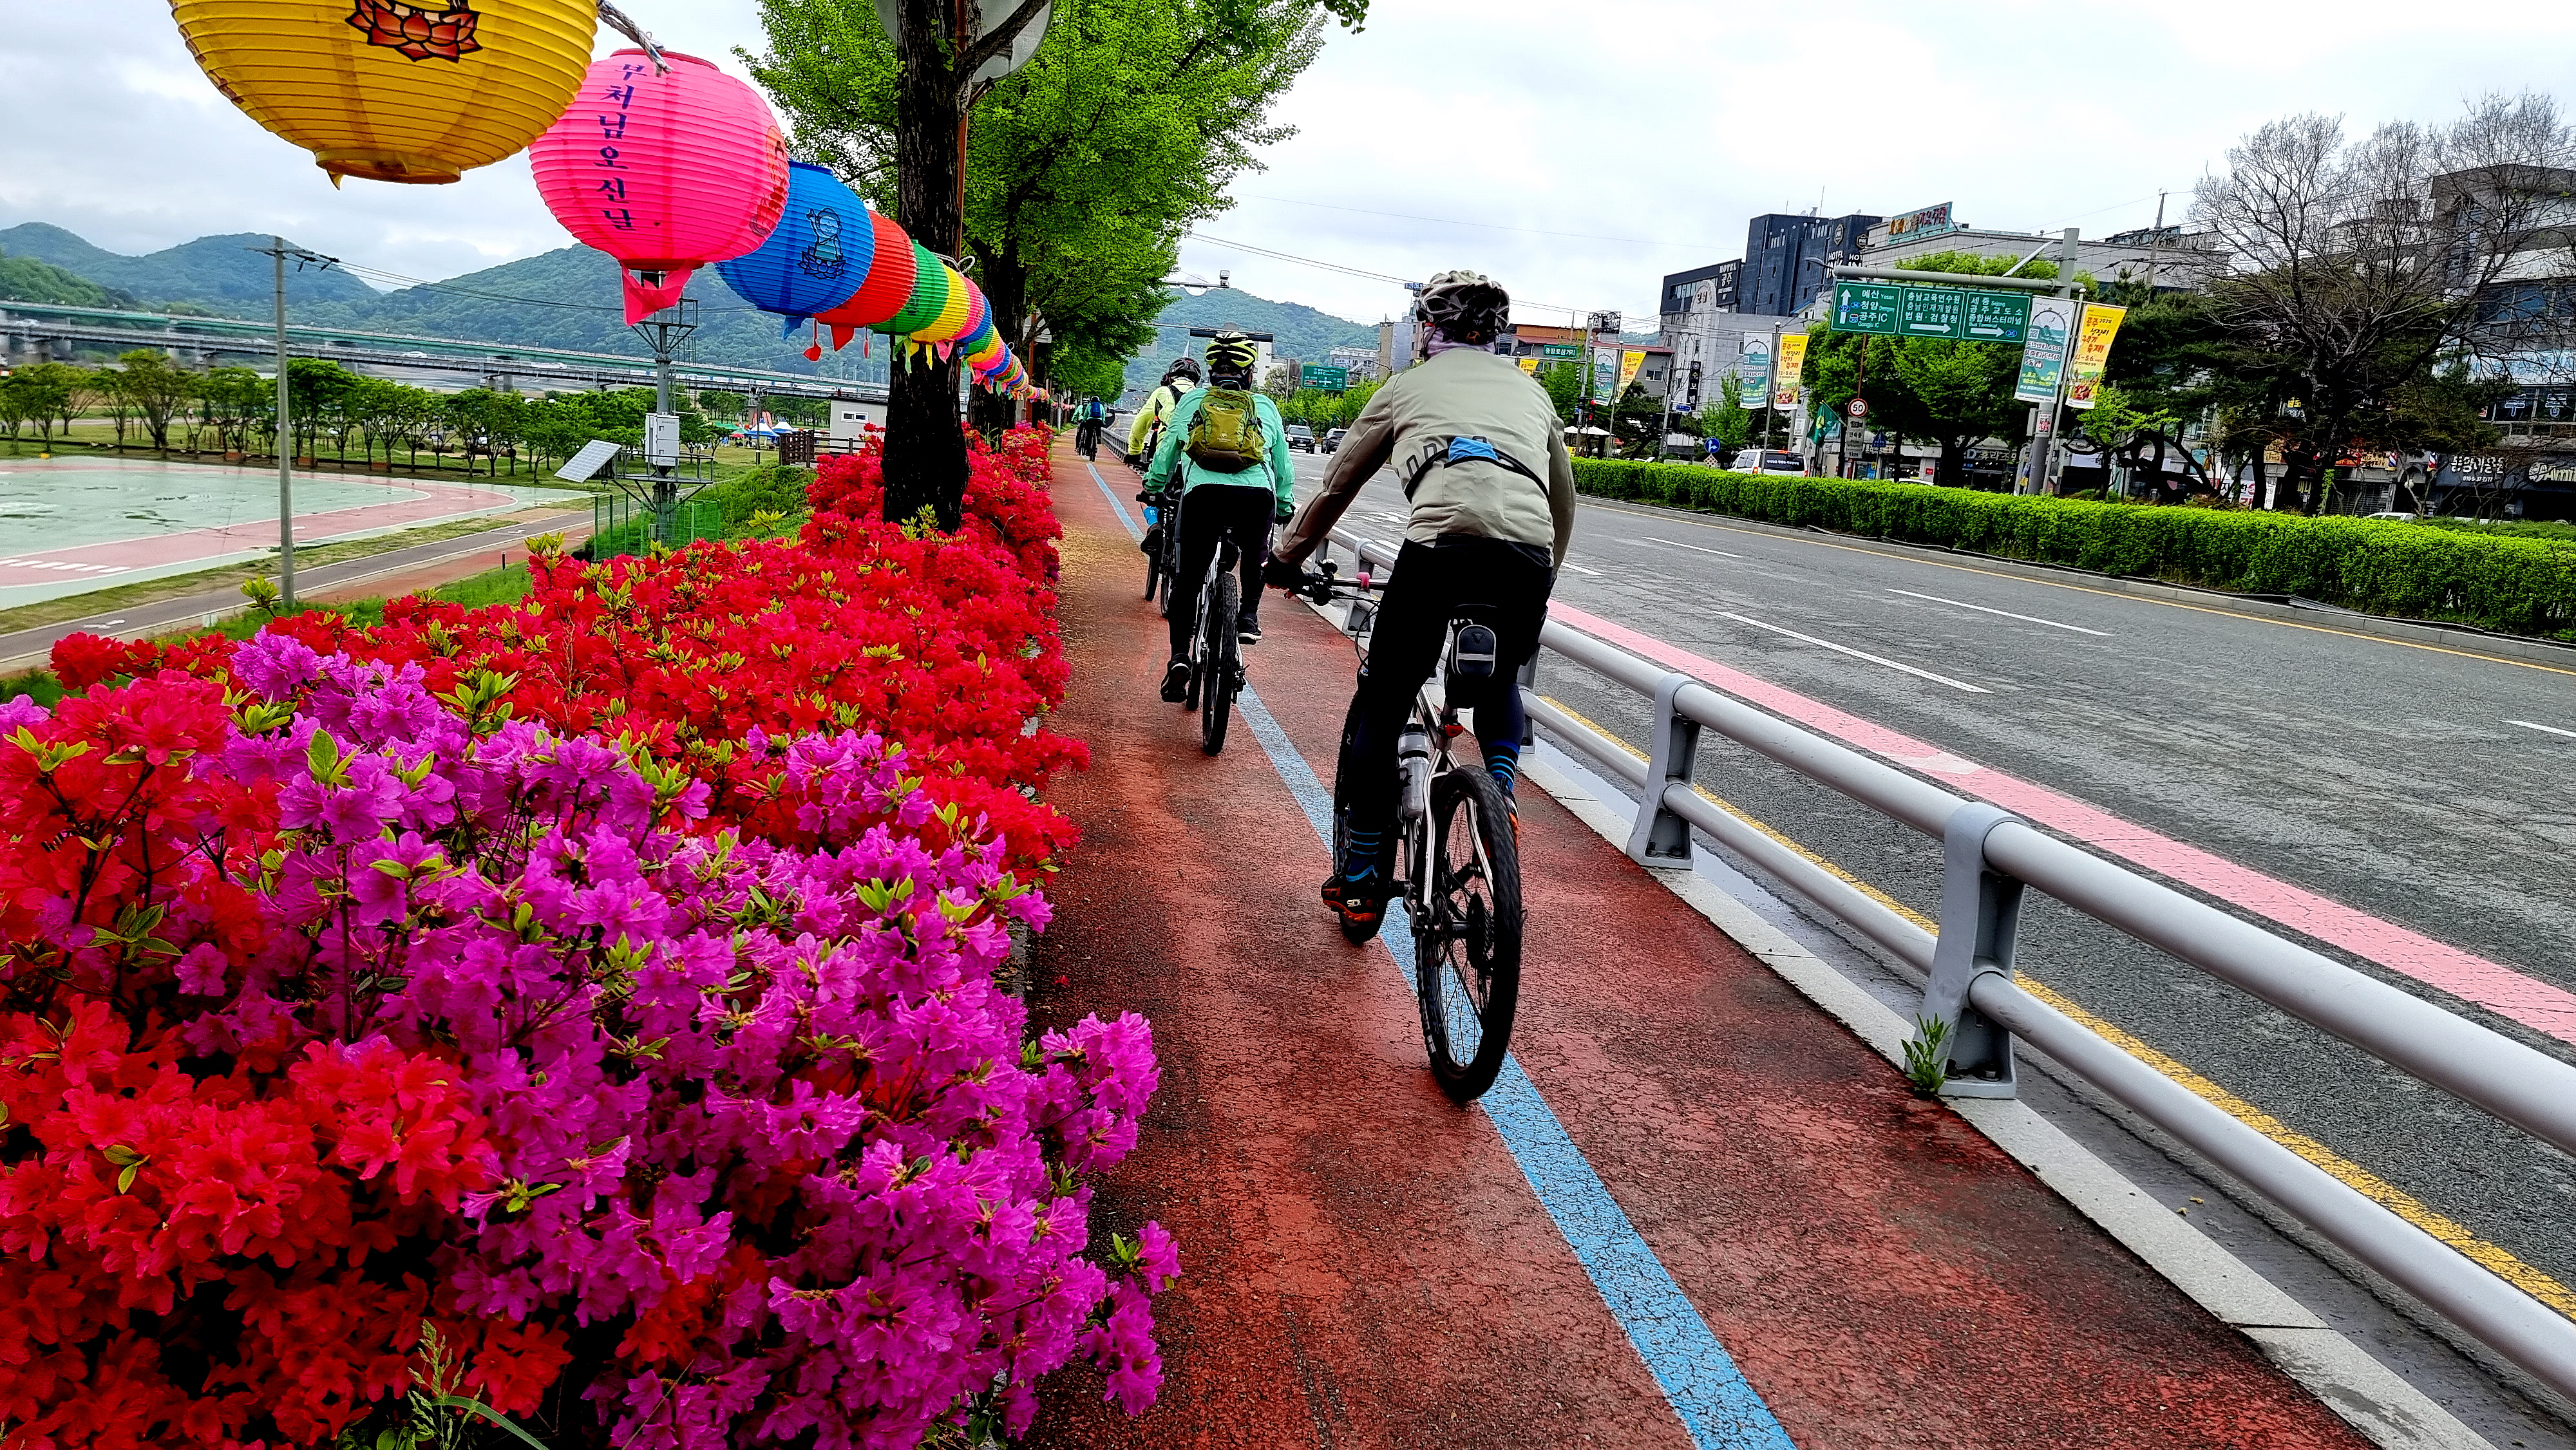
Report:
1562,561,1603,576
1717,610,1990,693
1084,456,1798,1450
1887,587,2113,636
1535,693,2576,1326
1639,537,1743,558
2506,719,2576,740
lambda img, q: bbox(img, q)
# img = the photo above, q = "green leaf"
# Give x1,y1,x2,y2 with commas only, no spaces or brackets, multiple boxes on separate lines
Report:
307,728,343,783
427,1395,555,1449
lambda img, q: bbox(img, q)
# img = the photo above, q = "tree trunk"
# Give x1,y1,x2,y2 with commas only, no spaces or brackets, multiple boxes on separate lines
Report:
1937,435,1967,487
967,250,1028,435
883,0,970,531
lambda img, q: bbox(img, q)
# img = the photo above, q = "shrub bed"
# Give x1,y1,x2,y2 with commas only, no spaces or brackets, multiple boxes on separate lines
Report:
2,428,1173,1449
1572,460,2576,640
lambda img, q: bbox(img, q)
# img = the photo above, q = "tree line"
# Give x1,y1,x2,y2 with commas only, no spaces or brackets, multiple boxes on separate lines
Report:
0,352,798,476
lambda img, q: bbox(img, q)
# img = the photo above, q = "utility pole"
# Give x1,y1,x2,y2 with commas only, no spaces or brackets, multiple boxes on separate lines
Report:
274,238,291,607
2143,191,2168,294
249,236,338,608
630,297,698,543
2040,227,2079,495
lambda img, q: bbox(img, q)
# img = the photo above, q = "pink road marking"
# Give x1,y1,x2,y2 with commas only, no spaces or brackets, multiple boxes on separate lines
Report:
1551,601,2576,1046
4,478,531,575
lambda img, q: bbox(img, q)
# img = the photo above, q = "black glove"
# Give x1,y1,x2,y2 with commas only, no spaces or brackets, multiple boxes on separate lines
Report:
1274,501,1296,523
1263,556,1307,591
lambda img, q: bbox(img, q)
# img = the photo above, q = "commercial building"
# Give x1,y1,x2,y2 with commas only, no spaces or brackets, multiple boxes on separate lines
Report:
1743,211,1880,315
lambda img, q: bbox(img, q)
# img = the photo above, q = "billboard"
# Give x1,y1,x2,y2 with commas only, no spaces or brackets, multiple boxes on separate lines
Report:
1882,202,1956,243
2063,303,2128,410
1771,333,1808,411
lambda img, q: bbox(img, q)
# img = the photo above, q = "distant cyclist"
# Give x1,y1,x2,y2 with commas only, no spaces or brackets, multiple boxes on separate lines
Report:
1144,330,1295,699
1267,270,1576,936
1074,394,1110,457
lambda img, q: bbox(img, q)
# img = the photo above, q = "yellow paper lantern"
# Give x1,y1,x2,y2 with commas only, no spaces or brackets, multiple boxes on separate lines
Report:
169,0,596,185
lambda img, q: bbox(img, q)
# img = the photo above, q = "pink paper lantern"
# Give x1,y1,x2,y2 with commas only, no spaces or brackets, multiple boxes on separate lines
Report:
531,50,790,323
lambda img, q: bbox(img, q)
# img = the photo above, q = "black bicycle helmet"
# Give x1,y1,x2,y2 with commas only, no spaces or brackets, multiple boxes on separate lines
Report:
1413,270,1511,345
1204,329,1260,381
1161,356,1202,386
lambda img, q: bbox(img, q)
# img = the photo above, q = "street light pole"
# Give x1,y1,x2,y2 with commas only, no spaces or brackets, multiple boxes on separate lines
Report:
272,236,294,608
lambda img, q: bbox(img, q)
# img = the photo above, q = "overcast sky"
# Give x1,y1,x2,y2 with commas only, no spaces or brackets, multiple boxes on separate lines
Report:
7,0,2575,329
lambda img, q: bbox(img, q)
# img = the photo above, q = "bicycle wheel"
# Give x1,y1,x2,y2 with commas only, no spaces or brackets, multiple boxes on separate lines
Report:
1414,765,1522,1102
1198,570,1239,755
1144,540,1160,601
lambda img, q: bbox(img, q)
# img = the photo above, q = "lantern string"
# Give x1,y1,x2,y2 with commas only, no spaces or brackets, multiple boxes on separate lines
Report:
596,2,670,74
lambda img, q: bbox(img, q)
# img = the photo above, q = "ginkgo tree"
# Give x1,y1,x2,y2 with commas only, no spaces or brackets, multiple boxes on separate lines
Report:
749,0,1366,527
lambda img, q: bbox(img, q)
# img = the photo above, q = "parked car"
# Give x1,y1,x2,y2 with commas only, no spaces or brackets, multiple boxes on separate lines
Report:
1285,423,1316,453
1728,449,1808,476
1323,428,1348,454
2363,511,2423,522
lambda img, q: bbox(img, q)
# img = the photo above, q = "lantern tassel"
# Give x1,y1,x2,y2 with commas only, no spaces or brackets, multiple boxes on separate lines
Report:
623,267,695,325
829,325,855,352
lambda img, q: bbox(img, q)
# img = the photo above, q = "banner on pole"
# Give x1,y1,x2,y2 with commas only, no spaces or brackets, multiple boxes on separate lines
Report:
2014,296,2078,405
2064,303,2128,410
1618,348,1647,394
1737,333,1773,408
1591,346,1617,402
1771,332,1809,411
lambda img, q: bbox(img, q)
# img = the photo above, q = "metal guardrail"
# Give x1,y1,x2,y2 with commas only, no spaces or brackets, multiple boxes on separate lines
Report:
1317,526,2576,1404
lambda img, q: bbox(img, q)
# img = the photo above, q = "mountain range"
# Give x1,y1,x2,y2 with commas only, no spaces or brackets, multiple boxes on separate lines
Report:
0,222,1385,395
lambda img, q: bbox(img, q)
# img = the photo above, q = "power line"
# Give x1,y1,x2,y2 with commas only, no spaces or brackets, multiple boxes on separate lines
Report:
1235,194,1734,251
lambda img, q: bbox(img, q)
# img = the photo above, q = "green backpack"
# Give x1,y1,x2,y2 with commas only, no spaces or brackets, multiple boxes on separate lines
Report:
1184,388,1266,473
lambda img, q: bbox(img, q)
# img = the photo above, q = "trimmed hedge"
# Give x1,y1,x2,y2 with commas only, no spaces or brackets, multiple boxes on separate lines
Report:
1573,460,2576,641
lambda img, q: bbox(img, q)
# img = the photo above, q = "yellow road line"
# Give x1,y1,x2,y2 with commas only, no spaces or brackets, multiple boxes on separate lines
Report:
1536,694,2576,1320
1587,499,2576,680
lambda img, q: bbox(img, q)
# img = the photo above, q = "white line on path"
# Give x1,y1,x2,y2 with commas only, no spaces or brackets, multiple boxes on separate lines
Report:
1560,561,1602,576
1640,537,1743,558
2506,719,2576,739
1887,587,2113,637
1717,610,1992,693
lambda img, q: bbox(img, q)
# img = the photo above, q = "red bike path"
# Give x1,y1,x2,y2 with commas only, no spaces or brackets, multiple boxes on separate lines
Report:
1023,442,2369,1449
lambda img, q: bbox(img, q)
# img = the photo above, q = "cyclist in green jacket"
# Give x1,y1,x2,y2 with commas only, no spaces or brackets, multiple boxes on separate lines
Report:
1268,270,1577,936
1144,330,1296,700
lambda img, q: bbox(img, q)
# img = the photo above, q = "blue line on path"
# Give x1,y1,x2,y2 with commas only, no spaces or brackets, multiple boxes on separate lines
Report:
1081,459,1797,1449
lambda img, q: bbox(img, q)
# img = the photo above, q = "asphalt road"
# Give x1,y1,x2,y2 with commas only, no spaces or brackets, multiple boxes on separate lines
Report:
1224,440,2576,1322
0,507,586,673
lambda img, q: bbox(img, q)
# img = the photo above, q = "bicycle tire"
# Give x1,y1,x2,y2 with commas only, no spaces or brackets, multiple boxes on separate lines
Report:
1198,570,1239,755
1144,547,1160,601
1415,766,1522,1102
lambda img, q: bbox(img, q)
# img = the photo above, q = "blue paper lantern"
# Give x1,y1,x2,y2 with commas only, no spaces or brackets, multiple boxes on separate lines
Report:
713,160,873,336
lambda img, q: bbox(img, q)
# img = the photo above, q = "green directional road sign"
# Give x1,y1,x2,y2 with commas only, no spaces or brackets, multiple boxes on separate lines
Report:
1540,343,1582,359
1300,364,1349,391
1836,280,2035,344
1900,287,1964,338
1833,282,1902,335
1962,290,2032,342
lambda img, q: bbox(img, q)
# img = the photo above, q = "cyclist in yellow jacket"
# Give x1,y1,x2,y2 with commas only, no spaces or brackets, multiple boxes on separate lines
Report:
1126,355,1202,462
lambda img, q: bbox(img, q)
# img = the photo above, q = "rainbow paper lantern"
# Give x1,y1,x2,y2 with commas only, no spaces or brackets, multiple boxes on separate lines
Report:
531,50,789,323
911,263,976,351
171,0,595,184
878,242,951,337
815,211,919,350
714,161,871,335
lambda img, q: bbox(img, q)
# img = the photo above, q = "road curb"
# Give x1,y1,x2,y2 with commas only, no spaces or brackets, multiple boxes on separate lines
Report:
1581,497,2576,673
1515,744,2495,1450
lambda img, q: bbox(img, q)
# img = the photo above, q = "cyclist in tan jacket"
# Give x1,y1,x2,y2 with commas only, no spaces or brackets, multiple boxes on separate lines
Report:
1269,270,1577,936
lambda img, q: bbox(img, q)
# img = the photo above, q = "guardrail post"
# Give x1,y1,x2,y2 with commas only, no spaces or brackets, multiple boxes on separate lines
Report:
1516,653,1538,747
1922,801,2022,1097
1624,673,1702,865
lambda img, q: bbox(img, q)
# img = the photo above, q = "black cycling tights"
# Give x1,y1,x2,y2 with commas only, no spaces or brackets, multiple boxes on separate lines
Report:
1167,484,1275,660
1341,536,1553,878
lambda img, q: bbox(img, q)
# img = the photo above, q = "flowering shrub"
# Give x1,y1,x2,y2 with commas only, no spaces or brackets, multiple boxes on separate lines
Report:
3,429,1173,1448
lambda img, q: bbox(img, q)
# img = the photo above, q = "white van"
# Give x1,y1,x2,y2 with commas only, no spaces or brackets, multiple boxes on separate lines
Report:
1728,449,1807,476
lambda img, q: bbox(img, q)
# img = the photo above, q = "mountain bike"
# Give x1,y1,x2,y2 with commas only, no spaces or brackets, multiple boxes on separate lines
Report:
1294,560,1524,1102
1137,487,1182,609
1075,416,1101,459
1171,493,1244,755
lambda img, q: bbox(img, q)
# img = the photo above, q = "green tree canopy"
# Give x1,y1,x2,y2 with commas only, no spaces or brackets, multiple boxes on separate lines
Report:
748,0,1343,435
